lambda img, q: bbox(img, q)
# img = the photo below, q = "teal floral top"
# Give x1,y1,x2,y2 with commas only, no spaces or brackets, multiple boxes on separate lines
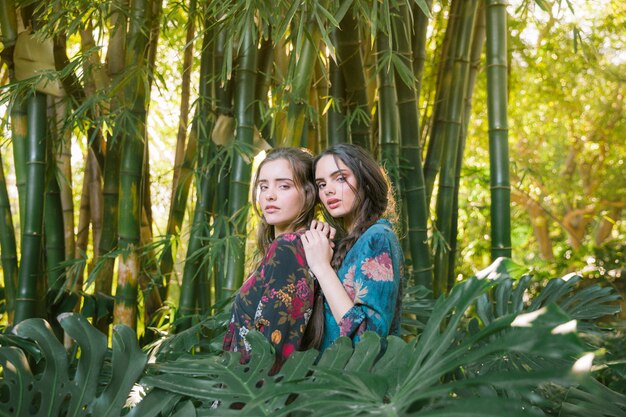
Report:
321,219,404,350
223,232,315,368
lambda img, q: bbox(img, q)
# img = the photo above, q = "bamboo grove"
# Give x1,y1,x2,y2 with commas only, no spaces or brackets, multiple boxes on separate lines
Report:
0,0,529,339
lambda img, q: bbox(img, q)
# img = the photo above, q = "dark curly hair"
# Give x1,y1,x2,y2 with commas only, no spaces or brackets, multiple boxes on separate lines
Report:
314,144,397,270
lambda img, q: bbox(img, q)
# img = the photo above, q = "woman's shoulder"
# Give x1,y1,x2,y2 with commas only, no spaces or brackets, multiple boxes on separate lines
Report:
266,232,305,258
354,219,400,250
361,219,395,239
264,232,308,269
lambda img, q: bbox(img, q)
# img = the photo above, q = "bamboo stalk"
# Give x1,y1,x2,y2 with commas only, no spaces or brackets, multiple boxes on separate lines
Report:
255,36,274,145
44,173,65,294
327,34,348,147
14,92,48,324
337,11,370,148
114,0,151,329
53,99,76,266
376,30,401,201
0,149,18,324
423,0,461,204
485,0,512,260
223,23,258,299
448,3,486,290
75,150,91,291
160,0,198,298
432,0,478,296
393,3,433,288
281,24,319,147
10,97,27,233
96,0,129,319
177,19,215,325
314,43,329,152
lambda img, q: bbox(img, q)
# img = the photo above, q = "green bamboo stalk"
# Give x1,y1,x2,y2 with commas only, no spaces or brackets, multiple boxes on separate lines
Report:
44,100,67,308
177,151,213,328
211,24,234,303
314,45,329,152
255,37,274,145
75,150,91,291
44,173,66,294
14,92,47,324
52,99,76,267
337,11,370,149
448,2,486,290
10,98,27,233
281,24,319,147
432,0,478,297
1,2,27,229
114,0,151,329
412,0,433,99
485,0,512,260
95,0,128,314
392,3,433,289
87,150,103,268
176,21,215,328
423,0,461,204
223,23,257,299
376,31,401,203
327,34,348,146
215,28,234,117
0,149,18,324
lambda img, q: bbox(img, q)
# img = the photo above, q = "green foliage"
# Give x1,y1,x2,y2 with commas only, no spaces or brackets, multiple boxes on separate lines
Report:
131,269,622,416
0,313,146,417
0,261,623,416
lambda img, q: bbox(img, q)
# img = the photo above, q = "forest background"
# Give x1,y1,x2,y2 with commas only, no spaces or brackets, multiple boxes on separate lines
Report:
0,0,624,415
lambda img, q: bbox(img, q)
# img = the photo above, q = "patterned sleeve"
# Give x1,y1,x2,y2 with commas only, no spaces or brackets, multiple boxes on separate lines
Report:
337,232,401,341
256,234,314,363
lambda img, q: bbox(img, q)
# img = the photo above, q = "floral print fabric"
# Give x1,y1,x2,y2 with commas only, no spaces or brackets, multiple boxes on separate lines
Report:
223,232,314,366
321,219,404,350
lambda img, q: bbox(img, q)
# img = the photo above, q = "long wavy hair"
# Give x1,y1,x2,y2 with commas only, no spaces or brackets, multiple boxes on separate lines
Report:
314,144,397,270
251,147,317,256
250,147,323,349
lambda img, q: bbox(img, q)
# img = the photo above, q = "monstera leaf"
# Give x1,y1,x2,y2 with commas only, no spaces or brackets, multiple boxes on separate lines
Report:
135,276,597,416
0,313,146,417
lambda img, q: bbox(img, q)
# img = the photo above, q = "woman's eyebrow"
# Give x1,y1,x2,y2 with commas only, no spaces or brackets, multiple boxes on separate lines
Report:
316,169,346,182
258,178,294,183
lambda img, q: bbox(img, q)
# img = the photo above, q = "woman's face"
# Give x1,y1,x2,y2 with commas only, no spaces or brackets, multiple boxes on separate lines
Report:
257,158,305,235
315,154,359,229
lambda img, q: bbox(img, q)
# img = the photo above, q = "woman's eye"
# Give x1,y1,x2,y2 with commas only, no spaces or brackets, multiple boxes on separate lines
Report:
279,184,290,190
317,183,325,190
337,176,346,183
259,185,268,191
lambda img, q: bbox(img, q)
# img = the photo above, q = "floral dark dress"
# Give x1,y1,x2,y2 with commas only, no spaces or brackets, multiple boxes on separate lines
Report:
223,232,314,367
321,219,404,350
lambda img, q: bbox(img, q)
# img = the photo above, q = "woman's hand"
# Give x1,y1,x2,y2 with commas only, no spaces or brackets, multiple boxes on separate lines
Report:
301,226,334,279
310,219,336,246
301,222,355,323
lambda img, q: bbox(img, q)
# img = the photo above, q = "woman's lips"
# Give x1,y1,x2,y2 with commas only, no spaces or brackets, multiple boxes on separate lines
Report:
326,198,341,209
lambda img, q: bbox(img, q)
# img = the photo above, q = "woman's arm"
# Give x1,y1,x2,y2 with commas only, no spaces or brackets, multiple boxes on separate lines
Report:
256,235,315,359
302,225,402,339
300,228,354,322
